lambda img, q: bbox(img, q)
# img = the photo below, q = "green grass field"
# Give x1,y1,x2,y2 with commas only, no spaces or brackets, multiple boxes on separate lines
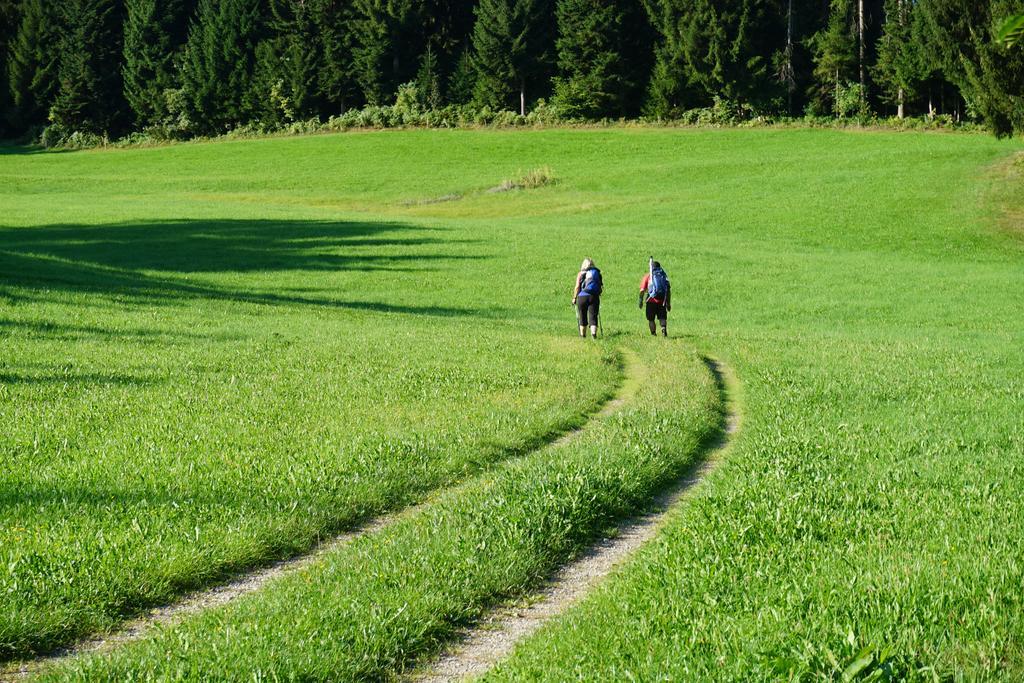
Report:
2,127,1023,680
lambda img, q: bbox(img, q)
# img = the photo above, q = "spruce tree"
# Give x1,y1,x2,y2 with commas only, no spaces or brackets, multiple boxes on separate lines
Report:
423,0,478,104
316,0,361,113
551,0,630,119
351,0,424,105
253,0,323,126
874,0,924,118
0,0,18,135
416,44,442,109
643,23,700,117
123,0,193,128
810,0,858,116
49,0,126,135
180,0,264,134
919,0,1024,136
7,0,63,129
470,0,553,114
681,0,783,109
447,47,475,104
643,0,783,116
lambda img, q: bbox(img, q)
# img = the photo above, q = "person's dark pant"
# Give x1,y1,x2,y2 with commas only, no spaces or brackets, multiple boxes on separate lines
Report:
577,294,600,327
645,301,667,323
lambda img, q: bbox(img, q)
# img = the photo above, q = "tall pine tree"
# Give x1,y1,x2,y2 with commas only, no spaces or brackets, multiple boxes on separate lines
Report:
447,47,475,104
351,0,424,105
423,0,478,104
874,0,924,117
253,0,324,125
552,0,631,118
919,0,1024,136
7,0,63,130
48,0,125,135
643,0,701,118
810,0,858,115
316,0,361,113
643,0,784,116
123,0,195,128
50,0,126,135
0,0,18,135
180,0,263,134
470,0,553,114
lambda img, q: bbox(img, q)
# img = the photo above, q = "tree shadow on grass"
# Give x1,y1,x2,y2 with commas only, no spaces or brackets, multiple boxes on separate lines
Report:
0,371,160,386
0,318,218,342
0,218,488,317
0,144,52,156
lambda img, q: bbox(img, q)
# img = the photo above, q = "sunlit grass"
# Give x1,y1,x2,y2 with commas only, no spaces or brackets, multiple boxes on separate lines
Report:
2,127,1023,678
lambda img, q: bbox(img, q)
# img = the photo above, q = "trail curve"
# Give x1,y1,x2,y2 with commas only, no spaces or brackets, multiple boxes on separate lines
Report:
0,348,635,682
413,356,740,683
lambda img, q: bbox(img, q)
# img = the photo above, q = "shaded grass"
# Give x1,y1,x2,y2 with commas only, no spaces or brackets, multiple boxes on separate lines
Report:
0,215,615,660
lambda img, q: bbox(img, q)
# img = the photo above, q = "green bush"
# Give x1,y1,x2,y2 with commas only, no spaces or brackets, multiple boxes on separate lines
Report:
39,124,106,150
39,123,69,149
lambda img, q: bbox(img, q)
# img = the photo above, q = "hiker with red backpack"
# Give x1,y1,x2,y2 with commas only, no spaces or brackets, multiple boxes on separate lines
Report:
572,258,603,339
639,257,671,337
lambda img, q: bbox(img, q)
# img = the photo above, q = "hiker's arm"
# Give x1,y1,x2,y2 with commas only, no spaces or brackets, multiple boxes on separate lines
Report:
666,282,671,311
572,273,582,303
638,287,646,308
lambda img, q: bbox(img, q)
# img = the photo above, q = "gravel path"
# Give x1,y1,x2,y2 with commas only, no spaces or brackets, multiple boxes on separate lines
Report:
0,351,634,682
412,357,739,683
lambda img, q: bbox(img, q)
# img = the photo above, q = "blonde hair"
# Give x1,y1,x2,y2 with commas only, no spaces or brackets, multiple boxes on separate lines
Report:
580,257,594,271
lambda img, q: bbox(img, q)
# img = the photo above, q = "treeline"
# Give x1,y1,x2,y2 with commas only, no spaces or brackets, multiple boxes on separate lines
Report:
1,0,1023,143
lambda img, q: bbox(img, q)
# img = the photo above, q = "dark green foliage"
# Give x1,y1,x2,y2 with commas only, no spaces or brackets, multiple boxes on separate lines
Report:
682,0,783,109
0,1,16,134
873,0,924,116
447,48,476,104
49,0,126,135
551,0,630,118
1,0,1023,135
253,0,324,126
122,0,192,128
180,0,263,134
351,0,424,105
643,0,790,116
810,0,858,115
919,0,1024,136
6,0,62,129
423,0,477,103
416,44,443,109
317,0,361,113
470,0,553,114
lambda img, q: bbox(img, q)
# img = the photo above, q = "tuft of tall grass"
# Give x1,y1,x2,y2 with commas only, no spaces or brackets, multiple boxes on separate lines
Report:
490,166,557,193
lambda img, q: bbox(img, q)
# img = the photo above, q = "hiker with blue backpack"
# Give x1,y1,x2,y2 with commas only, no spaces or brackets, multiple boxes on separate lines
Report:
572,258,603,339
639,257,671,337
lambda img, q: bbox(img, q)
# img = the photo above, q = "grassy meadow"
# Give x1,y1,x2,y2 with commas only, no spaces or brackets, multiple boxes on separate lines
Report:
2,127,1023,679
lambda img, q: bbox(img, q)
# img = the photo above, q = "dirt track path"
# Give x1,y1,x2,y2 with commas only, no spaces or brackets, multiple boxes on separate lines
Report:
0,349,634,682
412,357,739,683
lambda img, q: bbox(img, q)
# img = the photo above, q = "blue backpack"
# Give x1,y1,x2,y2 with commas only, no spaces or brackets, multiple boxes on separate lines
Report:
648,267,669,299
582,267,603,295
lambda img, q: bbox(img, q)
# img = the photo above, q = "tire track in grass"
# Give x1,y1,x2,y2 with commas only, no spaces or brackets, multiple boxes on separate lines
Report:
0,350,630,683
413,356,740,683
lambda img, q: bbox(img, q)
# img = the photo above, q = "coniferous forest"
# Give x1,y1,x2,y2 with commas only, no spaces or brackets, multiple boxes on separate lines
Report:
1,0,1023,145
